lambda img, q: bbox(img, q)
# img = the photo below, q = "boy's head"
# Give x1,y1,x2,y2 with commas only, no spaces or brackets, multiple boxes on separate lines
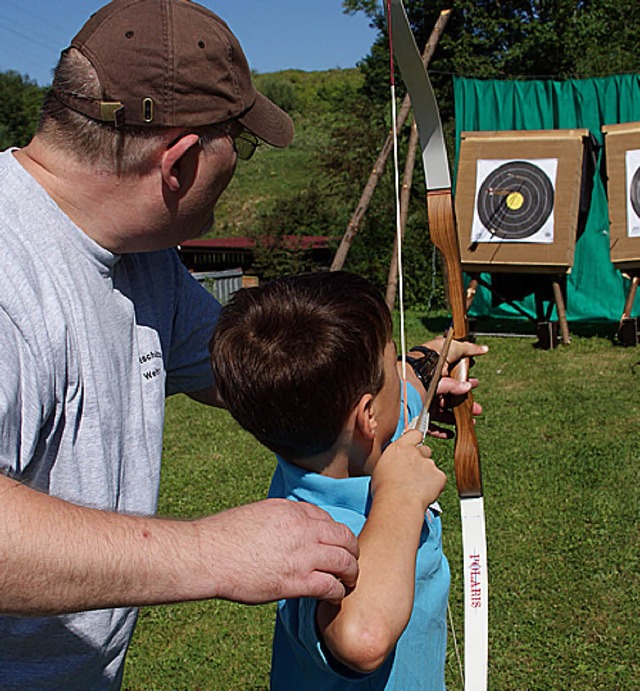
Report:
210,271,393,460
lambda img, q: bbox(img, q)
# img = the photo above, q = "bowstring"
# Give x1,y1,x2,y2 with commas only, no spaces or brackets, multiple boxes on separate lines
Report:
385,0,409,430
386,4,465,686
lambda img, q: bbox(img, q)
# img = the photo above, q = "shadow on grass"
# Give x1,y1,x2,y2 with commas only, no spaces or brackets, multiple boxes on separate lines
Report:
417,315,633,347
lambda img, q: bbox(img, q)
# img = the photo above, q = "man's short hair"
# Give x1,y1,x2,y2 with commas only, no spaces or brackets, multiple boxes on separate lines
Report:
38,48,174,173
210,271,393,460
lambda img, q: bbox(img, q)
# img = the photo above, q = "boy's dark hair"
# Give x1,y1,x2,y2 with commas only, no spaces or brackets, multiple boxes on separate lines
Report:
210,271,393,459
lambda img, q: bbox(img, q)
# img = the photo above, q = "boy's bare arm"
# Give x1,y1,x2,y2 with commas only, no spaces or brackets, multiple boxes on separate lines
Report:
316,430,446,674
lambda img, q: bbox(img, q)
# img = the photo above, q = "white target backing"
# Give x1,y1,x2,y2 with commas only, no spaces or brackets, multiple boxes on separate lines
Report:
625,149,640,238
602,122,640,269
471,158,558,244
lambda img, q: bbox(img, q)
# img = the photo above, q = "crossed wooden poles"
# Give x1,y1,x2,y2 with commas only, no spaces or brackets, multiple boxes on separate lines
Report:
328,10,579,350
329,10,451,312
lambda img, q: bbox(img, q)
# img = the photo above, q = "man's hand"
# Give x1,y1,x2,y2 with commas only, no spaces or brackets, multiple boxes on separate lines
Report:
0,475,358,615
194,499,359,605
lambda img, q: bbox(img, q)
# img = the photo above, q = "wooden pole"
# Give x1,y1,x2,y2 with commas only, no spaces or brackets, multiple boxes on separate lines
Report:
330,9,452,272
620,272,639,322
551,278,571,345
385,120,419,309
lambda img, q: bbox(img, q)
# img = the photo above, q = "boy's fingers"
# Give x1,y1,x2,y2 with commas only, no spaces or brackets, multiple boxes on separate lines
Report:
400,429,425,446
447,341,489,363
400,429,434,456
418,444,433,458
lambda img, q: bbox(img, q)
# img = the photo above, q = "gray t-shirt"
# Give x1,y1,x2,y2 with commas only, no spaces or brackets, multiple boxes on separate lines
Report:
0,149,221,689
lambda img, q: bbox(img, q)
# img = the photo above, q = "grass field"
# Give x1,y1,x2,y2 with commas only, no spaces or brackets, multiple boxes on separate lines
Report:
122,315,639,690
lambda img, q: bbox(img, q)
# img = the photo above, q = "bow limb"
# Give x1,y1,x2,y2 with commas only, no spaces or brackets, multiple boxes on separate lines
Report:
387,2,488,688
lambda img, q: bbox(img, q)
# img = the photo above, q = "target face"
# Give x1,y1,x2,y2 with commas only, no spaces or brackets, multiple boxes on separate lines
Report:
625,149,640,237
471,159,558,244
631,167,640,218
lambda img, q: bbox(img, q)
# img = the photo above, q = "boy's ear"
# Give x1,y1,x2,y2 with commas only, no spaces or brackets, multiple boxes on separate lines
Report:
160,132,201,193
354,393,376,440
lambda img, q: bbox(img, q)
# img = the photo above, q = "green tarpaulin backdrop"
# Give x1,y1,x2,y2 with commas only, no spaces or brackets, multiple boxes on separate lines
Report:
453,74,640,323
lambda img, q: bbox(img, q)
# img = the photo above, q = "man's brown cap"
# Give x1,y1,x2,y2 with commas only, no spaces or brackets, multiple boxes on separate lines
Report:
52,0,293,147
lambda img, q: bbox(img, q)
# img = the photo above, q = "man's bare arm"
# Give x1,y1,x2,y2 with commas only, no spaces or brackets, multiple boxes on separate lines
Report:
0,473,358,615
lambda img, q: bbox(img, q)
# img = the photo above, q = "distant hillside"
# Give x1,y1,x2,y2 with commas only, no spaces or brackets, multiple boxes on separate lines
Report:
0,66,367,240
212,67,365,237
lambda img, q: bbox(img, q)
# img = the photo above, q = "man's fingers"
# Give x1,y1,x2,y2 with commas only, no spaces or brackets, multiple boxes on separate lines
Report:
447,341,489,363
305,571,349,605
300,504,359,591
426,424,454,440
318,518,360,558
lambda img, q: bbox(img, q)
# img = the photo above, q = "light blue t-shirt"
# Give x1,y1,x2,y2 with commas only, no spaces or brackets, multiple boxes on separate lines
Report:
268,383,450,690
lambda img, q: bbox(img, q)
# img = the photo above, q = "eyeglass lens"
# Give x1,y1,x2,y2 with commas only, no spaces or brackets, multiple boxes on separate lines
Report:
234,131,260,160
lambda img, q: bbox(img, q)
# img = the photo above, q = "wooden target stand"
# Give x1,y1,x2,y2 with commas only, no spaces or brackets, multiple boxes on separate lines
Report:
455,129,591,349
602,122,640,346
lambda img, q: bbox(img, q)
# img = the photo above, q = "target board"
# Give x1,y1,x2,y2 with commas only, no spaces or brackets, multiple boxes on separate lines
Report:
455,130,590,273
602,122,640,269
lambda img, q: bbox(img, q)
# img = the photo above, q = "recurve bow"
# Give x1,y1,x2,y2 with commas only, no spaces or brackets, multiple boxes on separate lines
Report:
387,2,488,688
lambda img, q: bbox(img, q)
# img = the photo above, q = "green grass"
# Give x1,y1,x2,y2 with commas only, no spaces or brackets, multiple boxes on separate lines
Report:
122,318,639,690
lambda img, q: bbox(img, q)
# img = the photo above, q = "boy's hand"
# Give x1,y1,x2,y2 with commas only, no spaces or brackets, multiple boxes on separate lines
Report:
428,336,489,377
405,337,488,438
370,429,447,511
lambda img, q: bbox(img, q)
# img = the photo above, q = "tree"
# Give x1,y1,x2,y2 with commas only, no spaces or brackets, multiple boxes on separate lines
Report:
344,0,640,119
0,71,45,150
337,0,640,307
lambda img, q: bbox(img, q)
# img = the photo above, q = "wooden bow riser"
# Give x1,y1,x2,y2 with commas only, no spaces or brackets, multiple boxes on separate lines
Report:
426,190,482,499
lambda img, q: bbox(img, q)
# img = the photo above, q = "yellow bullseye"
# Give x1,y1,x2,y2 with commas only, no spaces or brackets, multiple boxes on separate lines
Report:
506,191,524,210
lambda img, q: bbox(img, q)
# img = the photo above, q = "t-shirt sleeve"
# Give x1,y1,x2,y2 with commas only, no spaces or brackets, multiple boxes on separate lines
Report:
274,506,387,682
0,309,44,475
391,381,424,442
276,595,381,681
165,261,222,396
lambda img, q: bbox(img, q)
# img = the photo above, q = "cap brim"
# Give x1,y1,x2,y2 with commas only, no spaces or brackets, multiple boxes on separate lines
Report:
238,92,294,148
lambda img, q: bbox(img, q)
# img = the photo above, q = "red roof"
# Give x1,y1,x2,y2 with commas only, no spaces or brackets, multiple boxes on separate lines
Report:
179,236,331,251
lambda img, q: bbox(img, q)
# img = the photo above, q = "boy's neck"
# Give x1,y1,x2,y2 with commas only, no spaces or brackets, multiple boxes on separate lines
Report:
289,431,374,480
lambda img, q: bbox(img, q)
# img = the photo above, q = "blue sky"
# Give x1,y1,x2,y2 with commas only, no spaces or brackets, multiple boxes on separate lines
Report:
0,0,378,86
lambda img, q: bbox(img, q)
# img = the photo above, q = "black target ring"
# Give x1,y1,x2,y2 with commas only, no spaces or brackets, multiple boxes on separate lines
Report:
477,160,555,239
630,165,640,219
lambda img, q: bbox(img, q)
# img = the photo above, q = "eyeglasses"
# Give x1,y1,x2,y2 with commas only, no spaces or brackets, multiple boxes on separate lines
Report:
194,124,261,161
232,130,260,161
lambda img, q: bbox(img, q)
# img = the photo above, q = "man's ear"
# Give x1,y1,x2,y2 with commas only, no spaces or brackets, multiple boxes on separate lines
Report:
354,393,376,440
160,133,201,193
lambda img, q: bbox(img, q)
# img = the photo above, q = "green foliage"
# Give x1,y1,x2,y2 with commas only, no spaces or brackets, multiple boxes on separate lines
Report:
348,0,640,124
123,328,639,689
254,68,364,116
346,0,640,80
249,186,339,279
0,71,46,149
214,2,640,309
253,73,299,113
